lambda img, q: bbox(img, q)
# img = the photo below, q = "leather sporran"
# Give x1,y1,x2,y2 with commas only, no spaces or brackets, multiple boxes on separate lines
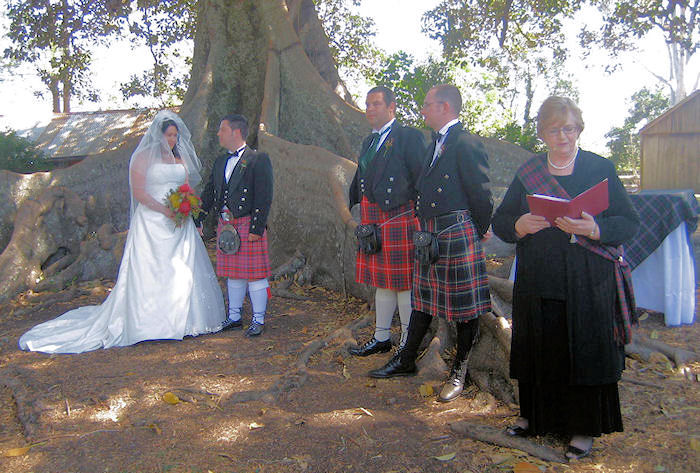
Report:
218,224,241,255
413,231,439,266
355,224,381,255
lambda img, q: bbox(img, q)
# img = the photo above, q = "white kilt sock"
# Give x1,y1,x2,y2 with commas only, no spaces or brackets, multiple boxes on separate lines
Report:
248,278,269,325
374,288,398,342
227,279,248,322
397,290,412,348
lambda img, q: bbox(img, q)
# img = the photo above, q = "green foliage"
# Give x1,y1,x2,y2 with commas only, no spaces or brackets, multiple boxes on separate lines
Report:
314,0,380,85
0,129,54,173
605,87,670,172
3,0,129,112
366,52,453,127
366,53,512,135
581,0,699,102
490,120,545,153
422,0,582,124
120,0,197,107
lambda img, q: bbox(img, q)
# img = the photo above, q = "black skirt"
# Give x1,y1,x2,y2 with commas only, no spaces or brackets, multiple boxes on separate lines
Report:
516,299,624,437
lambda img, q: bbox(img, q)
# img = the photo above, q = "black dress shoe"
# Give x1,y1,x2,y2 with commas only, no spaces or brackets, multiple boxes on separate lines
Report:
349,337,392,357
504,425,530,437
245,321,264,337
565,444,592,461
221,319,243,331
438,361,469,402
368,352,416,378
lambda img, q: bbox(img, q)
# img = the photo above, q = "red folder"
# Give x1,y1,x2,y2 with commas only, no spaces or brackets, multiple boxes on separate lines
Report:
526,179,609,224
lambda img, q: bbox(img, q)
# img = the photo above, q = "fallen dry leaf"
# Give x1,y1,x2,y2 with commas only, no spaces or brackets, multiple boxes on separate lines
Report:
419,383,434,397
433,452,456,461
162,392,180,405
342,365,351,379
690,438,700,452
357,407,374,417
3,446,31,457
249,422,264,429
514,461,541,473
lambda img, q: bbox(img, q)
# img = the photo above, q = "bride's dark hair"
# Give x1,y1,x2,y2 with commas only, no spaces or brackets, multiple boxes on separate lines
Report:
161,119,181,158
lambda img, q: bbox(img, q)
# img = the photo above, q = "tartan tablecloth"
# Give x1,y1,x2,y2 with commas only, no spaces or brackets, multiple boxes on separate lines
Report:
625,189,699,269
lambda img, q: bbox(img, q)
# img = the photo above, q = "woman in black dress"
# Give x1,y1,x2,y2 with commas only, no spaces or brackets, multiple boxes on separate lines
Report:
492,96,639,460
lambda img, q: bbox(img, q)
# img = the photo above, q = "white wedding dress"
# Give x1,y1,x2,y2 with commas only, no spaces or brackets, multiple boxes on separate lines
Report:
19,163,225,353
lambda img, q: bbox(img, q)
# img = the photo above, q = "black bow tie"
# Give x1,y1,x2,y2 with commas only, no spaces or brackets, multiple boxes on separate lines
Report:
431,131,443,142
228,150,241,159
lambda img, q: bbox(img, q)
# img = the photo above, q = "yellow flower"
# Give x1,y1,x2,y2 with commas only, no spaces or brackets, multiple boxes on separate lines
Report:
169,193,182,208
188,195,199,206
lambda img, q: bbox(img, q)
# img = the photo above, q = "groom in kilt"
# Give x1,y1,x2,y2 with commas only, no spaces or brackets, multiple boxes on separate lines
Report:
348,86,427,356
369,85,493,403
196,114,273,337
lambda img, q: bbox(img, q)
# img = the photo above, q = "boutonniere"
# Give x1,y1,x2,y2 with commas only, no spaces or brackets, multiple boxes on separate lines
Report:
436,142,447,159
240,158,248,169
382,138,394,157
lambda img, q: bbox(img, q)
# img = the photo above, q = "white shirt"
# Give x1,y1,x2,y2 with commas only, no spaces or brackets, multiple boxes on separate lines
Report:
373,118,395,151
224,144,247,182
430,119,459,166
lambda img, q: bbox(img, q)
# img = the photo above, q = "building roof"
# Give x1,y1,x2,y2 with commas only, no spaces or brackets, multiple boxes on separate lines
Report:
28,109,155,159
640,89,700,136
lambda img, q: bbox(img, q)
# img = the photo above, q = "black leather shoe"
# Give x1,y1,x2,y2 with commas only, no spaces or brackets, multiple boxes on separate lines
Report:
368,352,416,378
504,425,530,437
438,375,467,402
221,318,243,331
438,359,469,402
349,337,392,357
565,444,592,461
245,321,264,337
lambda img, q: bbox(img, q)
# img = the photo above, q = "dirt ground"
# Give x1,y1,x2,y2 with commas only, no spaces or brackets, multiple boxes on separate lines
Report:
1,251,699,473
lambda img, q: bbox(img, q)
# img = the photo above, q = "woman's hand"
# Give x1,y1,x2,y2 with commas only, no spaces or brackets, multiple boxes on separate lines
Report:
554,211,599,240
248,233,261,242
514,213,550,238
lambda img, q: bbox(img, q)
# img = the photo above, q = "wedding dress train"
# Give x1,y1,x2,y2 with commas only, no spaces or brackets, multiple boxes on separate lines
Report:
19,163,225,353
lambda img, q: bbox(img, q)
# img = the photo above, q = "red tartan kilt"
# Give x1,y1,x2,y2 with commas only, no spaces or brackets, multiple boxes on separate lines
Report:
355,197,418,291
412,213,491,321
216,214,270,280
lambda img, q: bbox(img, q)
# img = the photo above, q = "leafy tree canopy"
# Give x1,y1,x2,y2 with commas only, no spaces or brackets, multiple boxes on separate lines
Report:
4,0,129,113
580,0,699,103
605,86,670,171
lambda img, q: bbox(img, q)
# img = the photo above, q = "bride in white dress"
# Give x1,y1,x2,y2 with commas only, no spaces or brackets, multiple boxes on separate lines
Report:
19,111,225,353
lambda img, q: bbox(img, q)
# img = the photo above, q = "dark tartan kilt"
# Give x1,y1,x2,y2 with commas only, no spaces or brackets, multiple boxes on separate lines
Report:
355,197,418,291
412,212,491,321
216,214,270,280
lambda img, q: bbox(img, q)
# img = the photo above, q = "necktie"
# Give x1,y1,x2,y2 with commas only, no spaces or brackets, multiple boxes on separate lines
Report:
358,132,381,173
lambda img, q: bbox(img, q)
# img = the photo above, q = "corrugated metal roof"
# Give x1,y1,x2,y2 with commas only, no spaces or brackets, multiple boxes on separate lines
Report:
30,109,155,158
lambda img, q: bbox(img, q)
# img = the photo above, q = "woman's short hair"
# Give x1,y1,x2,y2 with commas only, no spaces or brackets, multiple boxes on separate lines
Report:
536,96,584,138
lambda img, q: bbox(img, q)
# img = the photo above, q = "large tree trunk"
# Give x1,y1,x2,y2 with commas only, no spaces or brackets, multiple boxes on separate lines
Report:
0,0,523,403
179,0,368,295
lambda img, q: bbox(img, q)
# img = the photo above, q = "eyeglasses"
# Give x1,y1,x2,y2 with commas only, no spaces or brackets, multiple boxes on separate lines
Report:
545,125,579,137
422,100,445,109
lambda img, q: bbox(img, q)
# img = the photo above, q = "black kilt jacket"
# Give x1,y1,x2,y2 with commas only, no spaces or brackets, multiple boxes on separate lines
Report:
197,147,273,236
349,121,427,211
415,123,493,236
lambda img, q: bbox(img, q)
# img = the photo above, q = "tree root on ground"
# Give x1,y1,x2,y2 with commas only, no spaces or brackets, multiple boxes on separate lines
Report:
625,334,698,367
219,313,373,408
0,366,51,441
449,420,568,463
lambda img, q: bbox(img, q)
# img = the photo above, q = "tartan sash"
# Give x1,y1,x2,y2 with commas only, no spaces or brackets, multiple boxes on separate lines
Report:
516,155,635,345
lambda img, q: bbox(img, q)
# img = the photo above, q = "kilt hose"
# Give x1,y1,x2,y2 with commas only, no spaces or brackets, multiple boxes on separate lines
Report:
412,211,491,322
355,196,419,291
216,213,270,280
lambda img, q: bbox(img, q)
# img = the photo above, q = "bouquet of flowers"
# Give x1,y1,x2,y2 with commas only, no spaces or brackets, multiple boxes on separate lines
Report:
164,183,202,227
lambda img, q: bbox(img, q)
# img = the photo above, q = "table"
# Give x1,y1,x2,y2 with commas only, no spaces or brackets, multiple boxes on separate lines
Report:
508,189,699,326
627,189,698,326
